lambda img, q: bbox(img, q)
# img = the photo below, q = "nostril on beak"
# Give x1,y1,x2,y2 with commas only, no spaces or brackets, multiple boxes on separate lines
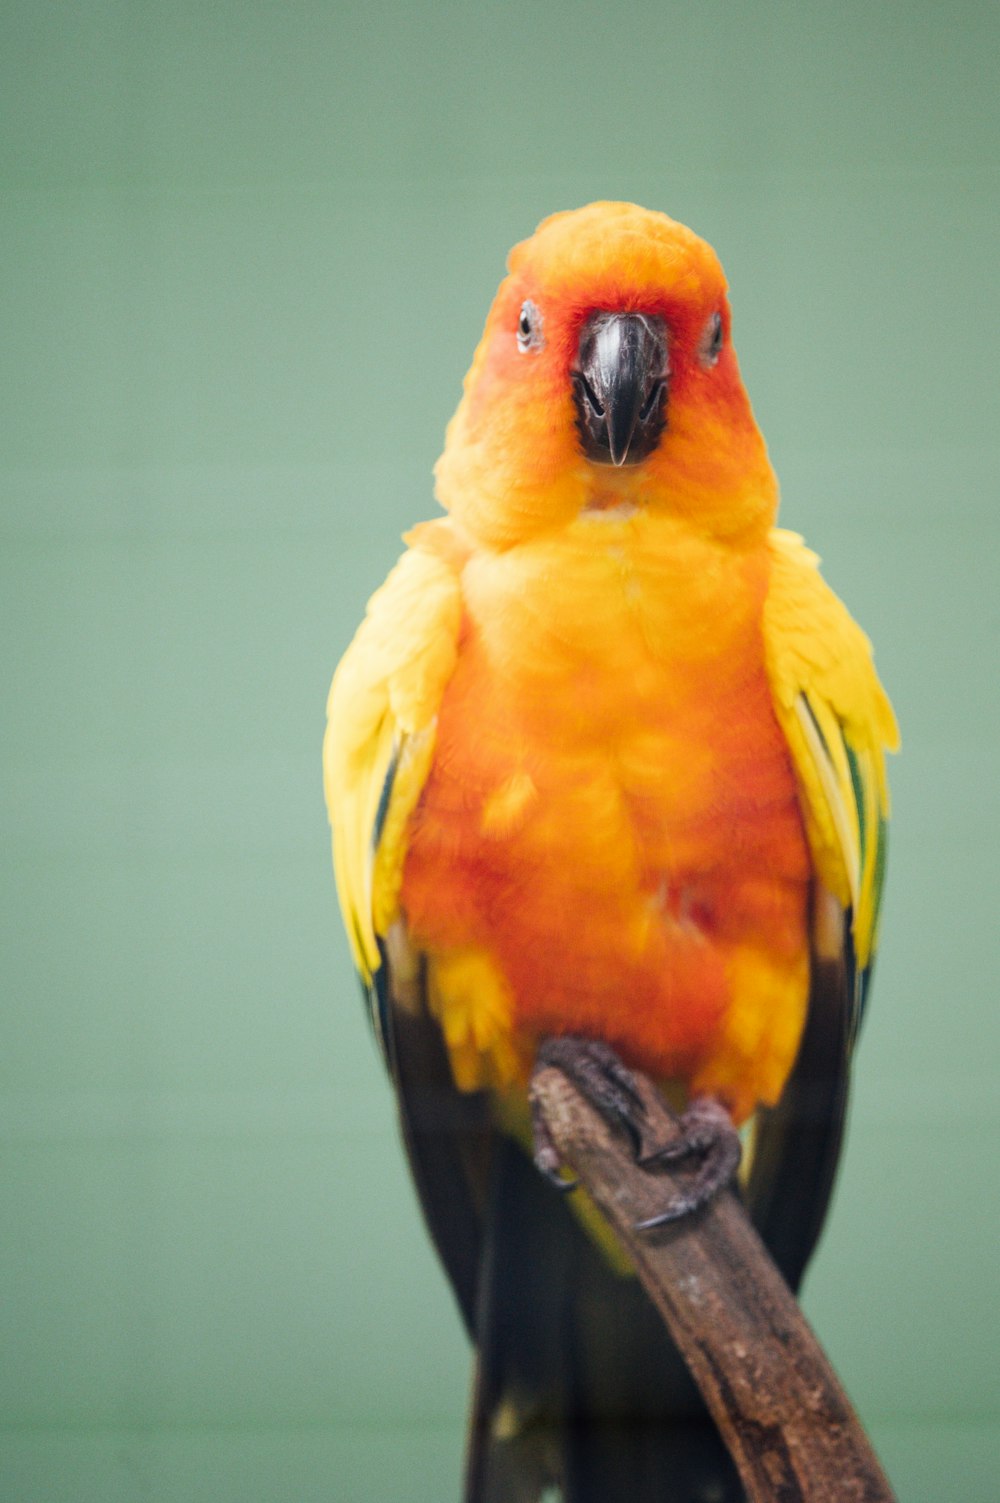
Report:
575,371,606,419
639,379,665,424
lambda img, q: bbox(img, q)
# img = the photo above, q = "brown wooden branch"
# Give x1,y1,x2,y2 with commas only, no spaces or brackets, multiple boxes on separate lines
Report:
530,1065,896,1503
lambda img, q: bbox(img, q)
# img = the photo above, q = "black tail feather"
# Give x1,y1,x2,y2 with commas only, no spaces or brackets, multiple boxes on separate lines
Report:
466,1136,744,1503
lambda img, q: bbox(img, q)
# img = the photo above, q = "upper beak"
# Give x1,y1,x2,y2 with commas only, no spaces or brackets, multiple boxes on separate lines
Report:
572,312,668,467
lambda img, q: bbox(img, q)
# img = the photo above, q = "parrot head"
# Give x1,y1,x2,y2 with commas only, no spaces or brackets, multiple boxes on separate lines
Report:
434,201,779,548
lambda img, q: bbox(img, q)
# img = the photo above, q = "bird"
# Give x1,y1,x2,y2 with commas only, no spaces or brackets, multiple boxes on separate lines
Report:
323,201,898,1503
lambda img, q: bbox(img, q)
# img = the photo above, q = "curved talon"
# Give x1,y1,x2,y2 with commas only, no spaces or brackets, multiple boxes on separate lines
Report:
534,1150,579,1193
634,1096,742,1229
529,1080,580,1192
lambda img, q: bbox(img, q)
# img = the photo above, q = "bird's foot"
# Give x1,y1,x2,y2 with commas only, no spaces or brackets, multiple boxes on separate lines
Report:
530,1036,645,1190
530,1037,741,1227
533,1035,646,1142
634,1096,742,1228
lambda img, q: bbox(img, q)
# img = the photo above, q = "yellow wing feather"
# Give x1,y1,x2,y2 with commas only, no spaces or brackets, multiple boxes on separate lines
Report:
763,528,899,977
323,542,463,982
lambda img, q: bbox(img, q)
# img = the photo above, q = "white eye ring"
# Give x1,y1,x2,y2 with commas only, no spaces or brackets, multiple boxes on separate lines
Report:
516,299,544,353
701,311,724,367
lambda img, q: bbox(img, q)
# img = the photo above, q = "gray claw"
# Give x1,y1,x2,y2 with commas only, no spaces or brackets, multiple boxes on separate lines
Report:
634,1097,742,1229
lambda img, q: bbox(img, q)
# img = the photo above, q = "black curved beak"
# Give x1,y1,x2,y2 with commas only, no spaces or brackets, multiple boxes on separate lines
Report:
572,312,668,467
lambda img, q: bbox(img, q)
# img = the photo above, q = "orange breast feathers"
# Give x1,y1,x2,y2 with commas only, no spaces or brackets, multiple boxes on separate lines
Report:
400,512,813,1125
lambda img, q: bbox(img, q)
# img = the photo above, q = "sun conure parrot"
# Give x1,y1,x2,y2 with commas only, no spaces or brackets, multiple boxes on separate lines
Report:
323,201,897,1503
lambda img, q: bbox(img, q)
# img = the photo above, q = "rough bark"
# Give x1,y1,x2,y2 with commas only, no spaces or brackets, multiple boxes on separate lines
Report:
530,1065,896,1503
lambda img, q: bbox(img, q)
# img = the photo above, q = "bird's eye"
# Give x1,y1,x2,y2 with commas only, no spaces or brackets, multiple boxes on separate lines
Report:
516,299,544,354
701,311,724,367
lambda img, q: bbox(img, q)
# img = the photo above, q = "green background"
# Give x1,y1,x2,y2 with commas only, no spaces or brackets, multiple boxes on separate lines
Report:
2,3,997,1499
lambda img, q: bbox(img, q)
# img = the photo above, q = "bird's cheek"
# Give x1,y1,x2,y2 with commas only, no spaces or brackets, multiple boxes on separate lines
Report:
472,360,573,463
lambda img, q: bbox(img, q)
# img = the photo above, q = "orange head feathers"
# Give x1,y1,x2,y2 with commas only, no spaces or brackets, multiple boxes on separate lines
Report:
434,201,779,549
